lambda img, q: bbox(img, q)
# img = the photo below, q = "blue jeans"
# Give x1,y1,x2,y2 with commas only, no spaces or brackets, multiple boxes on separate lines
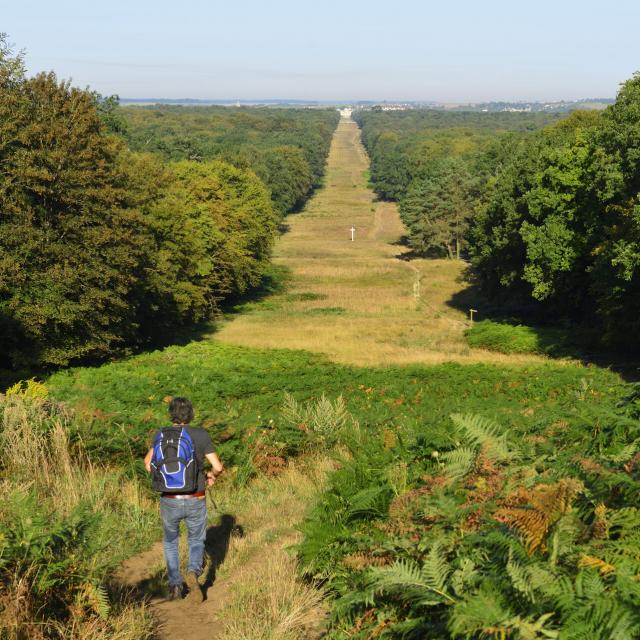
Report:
160,497,207,587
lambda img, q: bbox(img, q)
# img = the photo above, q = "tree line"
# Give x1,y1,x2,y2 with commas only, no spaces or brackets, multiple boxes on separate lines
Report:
354,109,561,259
120,105,338,218
355,76,640,348
0,37,338,370
471,76,640,348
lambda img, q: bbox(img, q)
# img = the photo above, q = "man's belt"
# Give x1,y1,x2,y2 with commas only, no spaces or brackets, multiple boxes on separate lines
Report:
161,491,206,499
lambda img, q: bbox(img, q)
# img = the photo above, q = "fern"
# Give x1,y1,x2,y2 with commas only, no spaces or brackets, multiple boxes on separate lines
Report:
441,446,477,481
369,556,456,606
448,585,514,638
503,613,559,639
422,540,452,593
506,550,536,603
450,413,512,461
78,582,110,620
607,440,639,464
346,486,390,520
298,404,640,638
450,558,479,597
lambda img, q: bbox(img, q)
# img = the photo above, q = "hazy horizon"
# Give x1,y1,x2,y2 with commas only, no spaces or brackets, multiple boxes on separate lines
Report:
4,0,639,102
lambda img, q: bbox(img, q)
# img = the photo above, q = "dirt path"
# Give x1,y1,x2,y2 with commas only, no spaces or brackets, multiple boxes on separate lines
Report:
117,460,330,640
117,538,259,639
214,116,543,367
116,526,234,639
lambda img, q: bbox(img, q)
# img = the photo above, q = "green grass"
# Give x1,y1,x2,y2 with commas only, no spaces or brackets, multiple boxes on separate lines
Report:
303,307,347,316
41,327,637,639
465,319,594,356
47,340,624,466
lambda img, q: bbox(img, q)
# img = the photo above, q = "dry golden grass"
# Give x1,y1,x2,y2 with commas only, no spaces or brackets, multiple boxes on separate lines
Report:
208,457,331,639
0,394,156,640
216,550,326,640
215,118,547,367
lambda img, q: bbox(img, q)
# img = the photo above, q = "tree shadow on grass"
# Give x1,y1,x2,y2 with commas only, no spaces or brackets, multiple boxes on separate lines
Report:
446,272,640,382
221,264,292,317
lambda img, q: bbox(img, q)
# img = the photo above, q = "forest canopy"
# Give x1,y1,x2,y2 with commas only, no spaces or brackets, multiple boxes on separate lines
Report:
120,105,339,217
0,39,338,369
469,76,640,347
354,109,560,259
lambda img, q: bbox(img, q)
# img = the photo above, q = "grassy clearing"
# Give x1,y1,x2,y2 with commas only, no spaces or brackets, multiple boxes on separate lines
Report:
45,340,622,470
214,119,544,367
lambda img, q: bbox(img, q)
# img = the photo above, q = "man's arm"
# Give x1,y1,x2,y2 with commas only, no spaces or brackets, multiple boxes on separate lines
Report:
144,447,154,473
205,452,224,485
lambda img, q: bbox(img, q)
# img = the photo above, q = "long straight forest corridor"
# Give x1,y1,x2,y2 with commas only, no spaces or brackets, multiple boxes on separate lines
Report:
216,116,542,366
117,115,549,640
7,5,640,639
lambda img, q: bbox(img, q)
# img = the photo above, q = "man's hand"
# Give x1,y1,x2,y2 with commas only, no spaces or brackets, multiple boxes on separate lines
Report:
206,471,217,487
144,447,153,473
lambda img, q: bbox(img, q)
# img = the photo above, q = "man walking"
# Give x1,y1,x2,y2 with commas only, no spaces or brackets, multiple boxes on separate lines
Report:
144,397,224,602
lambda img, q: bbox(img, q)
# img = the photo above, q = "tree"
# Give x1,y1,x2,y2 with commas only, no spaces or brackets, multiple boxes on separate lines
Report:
400,158,475,258
253,145,313,216
0,40,155,367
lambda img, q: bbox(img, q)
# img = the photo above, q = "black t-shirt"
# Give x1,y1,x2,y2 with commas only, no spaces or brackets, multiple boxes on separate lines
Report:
152,425,215,492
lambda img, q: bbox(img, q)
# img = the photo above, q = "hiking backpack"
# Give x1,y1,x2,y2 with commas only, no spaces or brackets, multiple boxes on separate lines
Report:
150,426,198,493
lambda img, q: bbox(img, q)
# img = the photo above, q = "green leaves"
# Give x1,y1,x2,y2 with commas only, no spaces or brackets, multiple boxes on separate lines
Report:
470,73,640,349
299,397,640,638
368,548,456,607
400,157,476,259
450,413,512,462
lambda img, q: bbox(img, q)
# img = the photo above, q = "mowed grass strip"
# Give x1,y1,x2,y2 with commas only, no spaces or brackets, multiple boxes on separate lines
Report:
214,119,547,366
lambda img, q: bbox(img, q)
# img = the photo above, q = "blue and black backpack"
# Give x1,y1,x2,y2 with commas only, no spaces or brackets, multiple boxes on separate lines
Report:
150,426,198,493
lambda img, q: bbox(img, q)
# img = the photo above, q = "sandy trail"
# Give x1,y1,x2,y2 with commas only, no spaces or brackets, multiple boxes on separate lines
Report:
116,512,241,639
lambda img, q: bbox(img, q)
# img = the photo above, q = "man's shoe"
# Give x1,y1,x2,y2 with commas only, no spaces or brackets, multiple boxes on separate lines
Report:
185,572,202,603
166,584,182,601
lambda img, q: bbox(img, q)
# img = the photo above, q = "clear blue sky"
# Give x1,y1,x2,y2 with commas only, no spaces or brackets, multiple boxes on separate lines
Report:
4,0,640,101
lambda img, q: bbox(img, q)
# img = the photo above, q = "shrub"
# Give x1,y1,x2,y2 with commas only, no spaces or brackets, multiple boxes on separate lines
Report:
465,320,593,356
466,321,550,354
298,400,640,638
0,392,157,638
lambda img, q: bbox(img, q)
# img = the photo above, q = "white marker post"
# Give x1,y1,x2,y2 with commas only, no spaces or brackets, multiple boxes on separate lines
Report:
350,226,356,241
469,308,478,322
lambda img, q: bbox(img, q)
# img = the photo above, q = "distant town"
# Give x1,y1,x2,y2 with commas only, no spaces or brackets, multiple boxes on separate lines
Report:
120,97,614,113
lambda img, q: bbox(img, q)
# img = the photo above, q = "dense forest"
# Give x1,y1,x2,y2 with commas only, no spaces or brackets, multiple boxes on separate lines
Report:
354,109,560,259
0,39,338,370
355,77,640,349
120,105,338,217
470,77,640,348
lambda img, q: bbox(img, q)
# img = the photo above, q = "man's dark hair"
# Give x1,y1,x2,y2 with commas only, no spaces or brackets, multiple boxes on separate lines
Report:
169,397,194,424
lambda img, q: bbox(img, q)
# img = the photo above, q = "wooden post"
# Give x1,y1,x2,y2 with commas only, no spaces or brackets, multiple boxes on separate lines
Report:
350,226,356,241
469,309,478,322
